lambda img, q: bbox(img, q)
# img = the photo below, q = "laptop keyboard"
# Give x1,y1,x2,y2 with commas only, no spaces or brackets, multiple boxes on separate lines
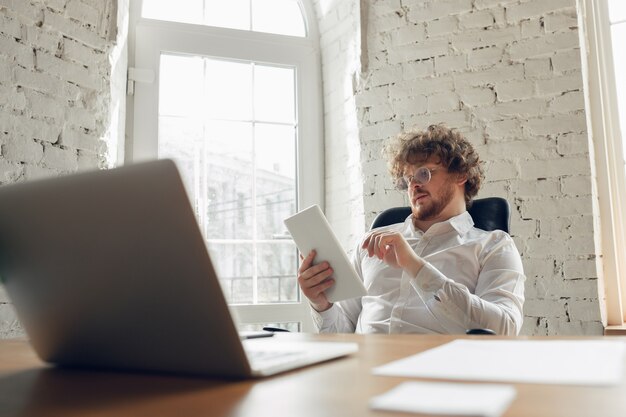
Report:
245,348,309,370
241,339,358,375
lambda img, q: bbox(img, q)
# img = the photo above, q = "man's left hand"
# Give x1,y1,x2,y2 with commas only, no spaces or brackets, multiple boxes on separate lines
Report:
361,231,425,277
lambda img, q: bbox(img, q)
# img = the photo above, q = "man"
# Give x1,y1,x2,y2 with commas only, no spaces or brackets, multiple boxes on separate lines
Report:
298,124,525,335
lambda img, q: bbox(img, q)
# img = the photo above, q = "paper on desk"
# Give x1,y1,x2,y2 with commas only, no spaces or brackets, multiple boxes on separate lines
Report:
369,381,516,417
373,339,626,386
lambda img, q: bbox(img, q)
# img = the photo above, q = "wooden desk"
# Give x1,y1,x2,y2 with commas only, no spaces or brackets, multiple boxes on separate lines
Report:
1,333,625,417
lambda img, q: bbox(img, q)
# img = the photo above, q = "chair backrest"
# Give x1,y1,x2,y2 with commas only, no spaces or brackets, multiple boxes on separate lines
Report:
370,197,510,233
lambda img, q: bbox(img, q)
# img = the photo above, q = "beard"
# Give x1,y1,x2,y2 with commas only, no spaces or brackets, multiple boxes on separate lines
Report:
412,179,456,221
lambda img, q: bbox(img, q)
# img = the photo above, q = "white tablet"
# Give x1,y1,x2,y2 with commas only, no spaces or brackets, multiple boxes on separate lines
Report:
284,205,368,303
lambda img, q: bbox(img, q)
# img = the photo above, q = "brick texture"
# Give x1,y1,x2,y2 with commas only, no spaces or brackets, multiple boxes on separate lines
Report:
0,1,603,337
312,0,367,253
317,0,601,335
0,0,120,338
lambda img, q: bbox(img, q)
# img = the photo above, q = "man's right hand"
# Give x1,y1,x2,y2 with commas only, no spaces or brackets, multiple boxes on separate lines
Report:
297,250,334,312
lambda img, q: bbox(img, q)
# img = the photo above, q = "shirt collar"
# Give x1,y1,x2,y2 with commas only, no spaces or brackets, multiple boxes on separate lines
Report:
405,211,474,236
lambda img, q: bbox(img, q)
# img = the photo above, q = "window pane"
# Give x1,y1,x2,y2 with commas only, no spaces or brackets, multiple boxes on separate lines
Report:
142,0,306,37
206,59,253,120
159,54,204,117
610,23,626,165
156,53,299,306
205,121,253,240
252,0,306,37
257,241,298,303
157,115,203,207
142,0,203,25
609,0,626,23
205,0,250,31
254,65,296,123
209,242,253,304
255,123,296,240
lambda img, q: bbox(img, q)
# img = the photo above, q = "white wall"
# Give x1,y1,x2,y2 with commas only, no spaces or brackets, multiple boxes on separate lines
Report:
313,0,367,254
315,0,603,335
0,0,125,338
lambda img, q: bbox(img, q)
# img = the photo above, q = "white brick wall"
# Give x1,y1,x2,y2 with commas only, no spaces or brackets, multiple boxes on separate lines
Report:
312,0,366,252
0,0,123,338
1,1,600,337
317,0,601,335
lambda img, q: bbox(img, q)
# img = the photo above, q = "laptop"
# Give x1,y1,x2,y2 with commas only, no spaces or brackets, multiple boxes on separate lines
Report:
0,159,357,378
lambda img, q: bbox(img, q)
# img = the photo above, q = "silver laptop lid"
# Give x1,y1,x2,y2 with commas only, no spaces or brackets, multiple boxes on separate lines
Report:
0,159,253,378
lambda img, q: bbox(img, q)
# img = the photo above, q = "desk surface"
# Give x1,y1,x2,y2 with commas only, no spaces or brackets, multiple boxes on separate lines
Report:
1,333,625,417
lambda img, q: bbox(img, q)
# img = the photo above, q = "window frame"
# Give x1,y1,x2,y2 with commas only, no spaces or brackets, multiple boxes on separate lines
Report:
579,0,626,329
126,0,323,332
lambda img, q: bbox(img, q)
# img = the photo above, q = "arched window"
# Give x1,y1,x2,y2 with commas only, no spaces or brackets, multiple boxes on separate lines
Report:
127,0,323,332
141,0,307,37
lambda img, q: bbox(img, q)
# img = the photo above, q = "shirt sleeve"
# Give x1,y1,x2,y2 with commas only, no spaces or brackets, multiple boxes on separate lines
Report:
408,231,525,335
310,297,362,333
310,243,365,333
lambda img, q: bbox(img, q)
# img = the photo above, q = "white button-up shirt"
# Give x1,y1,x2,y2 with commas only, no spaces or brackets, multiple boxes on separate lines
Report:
311,211,525,335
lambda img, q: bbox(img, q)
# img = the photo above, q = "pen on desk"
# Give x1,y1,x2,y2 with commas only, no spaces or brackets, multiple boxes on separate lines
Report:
240,331,275,340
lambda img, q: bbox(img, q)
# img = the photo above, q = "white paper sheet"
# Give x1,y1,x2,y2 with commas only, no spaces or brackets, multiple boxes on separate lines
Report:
369,381,516,417
373,339,626,386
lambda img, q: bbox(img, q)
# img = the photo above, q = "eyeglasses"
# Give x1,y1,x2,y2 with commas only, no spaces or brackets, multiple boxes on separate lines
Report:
396,167,438,190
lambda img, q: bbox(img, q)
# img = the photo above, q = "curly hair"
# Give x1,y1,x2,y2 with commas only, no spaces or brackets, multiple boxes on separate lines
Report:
384,124,484,204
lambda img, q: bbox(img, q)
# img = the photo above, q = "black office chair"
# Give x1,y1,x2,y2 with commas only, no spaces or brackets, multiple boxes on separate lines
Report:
370,197,510,336
371,197,509,232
